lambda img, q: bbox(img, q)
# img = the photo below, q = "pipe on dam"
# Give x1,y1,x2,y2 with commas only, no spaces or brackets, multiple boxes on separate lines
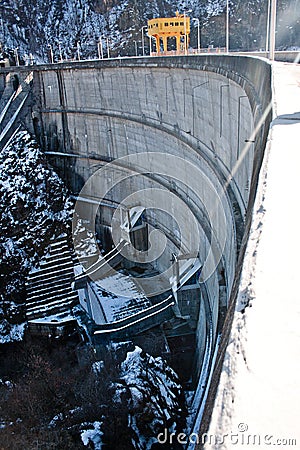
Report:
8,55,272,434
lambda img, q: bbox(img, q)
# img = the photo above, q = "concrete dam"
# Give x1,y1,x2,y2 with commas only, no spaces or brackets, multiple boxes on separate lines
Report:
0,55,273,438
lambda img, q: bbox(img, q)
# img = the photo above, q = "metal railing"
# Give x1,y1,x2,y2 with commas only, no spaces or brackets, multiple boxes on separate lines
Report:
93,295,175,334
150,48,226,57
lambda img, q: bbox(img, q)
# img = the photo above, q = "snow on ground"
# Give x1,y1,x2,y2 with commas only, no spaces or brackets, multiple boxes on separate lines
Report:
76,262,152,324
81,421,103,449
27,313,76,324
205,61,300,449
0,323,26,344
94,275,151,322
96,271,148,299
116,346,185,448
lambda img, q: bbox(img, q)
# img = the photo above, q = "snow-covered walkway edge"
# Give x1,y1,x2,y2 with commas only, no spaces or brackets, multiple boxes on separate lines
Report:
204,61,300,449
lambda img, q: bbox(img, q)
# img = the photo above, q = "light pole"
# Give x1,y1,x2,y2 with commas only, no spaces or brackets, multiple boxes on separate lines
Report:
14,47,19,66
184,11,187,55
266,0,271,52
141,26,147,56
183,9,192,55
149,35,152,55
226,0,229,53
77,42,81,60
98,37,103,59
58,42,63,62
106,38,110,58
134,40,138,56
269,0,277,60
48,44,54,64
192,18,200,53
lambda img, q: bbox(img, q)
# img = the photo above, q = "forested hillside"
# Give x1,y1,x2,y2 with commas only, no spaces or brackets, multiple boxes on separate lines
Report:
0,0,299,62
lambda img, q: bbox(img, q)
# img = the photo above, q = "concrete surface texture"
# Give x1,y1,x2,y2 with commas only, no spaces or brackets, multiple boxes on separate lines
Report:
25,55,276,431
204,61,300,449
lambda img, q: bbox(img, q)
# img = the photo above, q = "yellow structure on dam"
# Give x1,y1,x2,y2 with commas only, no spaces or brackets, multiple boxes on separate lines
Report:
147,11,190,55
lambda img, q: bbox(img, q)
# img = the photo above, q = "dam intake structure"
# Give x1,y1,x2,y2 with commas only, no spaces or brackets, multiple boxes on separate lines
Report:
0,55,272,440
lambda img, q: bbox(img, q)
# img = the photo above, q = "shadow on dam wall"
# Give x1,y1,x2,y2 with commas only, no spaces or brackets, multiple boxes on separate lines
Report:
15,55,273,435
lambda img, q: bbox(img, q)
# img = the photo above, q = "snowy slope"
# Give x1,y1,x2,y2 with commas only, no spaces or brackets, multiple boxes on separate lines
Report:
83,344,186,449
1,0,298,62
0,130,72,342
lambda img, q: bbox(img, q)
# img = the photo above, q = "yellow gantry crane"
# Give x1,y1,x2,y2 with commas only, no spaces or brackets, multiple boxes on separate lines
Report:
147,11,190,55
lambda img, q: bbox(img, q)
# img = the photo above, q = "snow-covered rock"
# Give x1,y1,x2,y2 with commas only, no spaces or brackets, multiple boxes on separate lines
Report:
0,130,72,342
105,345,186,449
81,421,103,449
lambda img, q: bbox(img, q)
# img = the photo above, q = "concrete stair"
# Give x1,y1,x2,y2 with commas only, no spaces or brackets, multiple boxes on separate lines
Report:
26,234,79,321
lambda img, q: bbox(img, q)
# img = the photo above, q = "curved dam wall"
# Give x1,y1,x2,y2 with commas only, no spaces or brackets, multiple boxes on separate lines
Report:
28,55,271,409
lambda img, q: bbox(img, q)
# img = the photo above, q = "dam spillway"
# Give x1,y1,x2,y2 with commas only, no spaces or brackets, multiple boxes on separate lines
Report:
0,54,272,436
